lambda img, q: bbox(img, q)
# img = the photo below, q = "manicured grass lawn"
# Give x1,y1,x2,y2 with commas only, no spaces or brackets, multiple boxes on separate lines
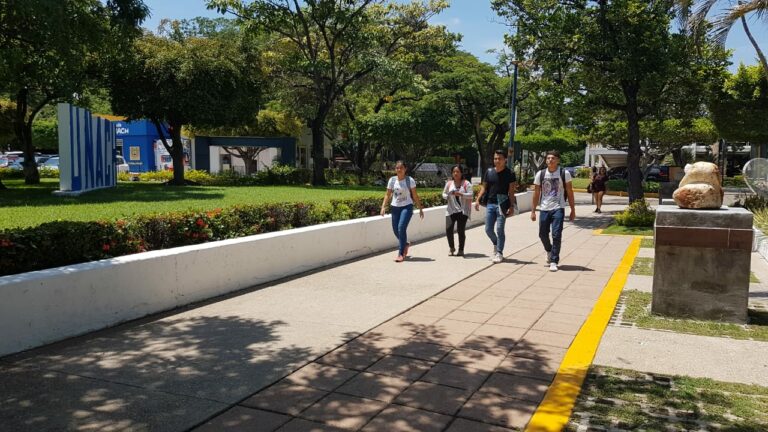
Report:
571,178,590,189
601,224,654,236
0,179,434,230
622,290,768,342
568,366,768,431
639,237,654,248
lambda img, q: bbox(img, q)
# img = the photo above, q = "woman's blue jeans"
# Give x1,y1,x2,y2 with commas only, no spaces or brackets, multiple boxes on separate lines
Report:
484,203,506,253
391,204,414,256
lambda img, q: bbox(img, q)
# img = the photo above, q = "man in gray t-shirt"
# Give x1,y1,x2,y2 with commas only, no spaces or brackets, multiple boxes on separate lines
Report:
531,150,576,271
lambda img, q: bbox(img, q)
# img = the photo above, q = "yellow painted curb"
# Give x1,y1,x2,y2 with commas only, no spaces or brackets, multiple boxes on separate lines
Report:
524,236,642,432
592,229,604,235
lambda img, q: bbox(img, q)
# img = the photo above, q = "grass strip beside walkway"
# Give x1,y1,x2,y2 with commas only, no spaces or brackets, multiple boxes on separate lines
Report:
524,236,642,432
622,290,768,342
567,366,768,431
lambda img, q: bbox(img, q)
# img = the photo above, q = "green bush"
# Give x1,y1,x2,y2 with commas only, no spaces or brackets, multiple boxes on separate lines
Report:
425,156,455,164
737,194,768,212
722,175,746,188
604,179,660,193
576,167,593,178
0,192,448,276
614,200,656,227
0,167,59,179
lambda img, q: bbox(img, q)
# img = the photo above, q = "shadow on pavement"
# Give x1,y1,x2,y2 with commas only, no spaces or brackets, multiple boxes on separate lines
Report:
0,315,312,432
192,313,565,431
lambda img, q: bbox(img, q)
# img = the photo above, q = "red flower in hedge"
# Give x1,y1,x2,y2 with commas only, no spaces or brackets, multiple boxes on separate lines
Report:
0,239,13,248
102,244,110,252
196,218,205,227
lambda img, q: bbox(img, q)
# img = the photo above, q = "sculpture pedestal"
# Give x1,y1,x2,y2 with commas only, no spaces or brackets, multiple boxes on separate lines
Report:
652,206,753,324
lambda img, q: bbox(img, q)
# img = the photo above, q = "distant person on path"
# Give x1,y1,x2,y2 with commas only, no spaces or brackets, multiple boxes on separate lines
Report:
591,166,608,213
443,164,473,256
531,150,576,272
381,160,424,262
474,150,517,264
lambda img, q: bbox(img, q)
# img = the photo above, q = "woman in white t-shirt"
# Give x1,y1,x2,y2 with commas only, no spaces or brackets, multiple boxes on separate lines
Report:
442,165,473,256
380,160,425,262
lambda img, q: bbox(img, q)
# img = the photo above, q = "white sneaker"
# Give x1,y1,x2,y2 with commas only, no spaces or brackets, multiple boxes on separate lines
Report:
549,262,558,272
492,252,503,264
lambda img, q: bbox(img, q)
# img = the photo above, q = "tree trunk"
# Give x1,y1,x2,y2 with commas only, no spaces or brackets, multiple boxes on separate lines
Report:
310,111,329,186
169,124,185,186
245,157,258,175
623,84,644,202
14,88,40,185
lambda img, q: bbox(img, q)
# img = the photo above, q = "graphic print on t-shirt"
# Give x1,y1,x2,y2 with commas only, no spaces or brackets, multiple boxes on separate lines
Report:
542,174,560,200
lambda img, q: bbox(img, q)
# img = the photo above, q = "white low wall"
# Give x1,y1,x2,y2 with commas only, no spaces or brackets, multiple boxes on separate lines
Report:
0,191,532,357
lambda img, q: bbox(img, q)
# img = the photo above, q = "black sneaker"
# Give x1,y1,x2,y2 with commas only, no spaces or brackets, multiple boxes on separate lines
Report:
456,249,464,257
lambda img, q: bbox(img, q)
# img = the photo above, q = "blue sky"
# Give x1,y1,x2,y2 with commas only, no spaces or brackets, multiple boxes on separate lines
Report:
142,0,766,72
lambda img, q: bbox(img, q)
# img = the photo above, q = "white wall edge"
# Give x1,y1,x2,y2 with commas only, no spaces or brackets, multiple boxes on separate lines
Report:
0,191,532,358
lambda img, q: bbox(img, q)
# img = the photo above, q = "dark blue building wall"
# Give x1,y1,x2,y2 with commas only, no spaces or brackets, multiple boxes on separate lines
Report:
114,119,165,172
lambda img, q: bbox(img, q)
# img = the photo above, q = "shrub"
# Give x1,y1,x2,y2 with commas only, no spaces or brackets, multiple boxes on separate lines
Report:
576,167,593,178
604,179,659,193
614,200,656,227
0,192,449,276
0,167,59,179
722,175,746,188
736,194,768,212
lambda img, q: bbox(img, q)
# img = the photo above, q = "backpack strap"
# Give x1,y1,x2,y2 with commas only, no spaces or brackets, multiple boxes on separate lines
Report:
538,169,545,204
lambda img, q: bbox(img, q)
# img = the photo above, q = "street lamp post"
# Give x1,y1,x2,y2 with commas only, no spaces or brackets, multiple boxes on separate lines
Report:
507,61,520,177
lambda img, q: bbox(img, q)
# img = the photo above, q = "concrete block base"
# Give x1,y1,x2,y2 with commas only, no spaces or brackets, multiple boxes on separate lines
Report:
652,206,753,324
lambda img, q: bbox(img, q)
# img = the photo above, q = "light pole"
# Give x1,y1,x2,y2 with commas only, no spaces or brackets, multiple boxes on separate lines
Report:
507,61,520,177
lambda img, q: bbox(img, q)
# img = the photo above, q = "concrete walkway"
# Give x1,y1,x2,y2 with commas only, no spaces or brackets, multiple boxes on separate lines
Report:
0,194,633,432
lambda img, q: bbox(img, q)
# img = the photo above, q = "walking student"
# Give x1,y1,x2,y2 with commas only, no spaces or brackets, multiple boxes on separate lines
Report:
591,166,608,213
381,160,425,262
531,150,576,271
443,164,473,256
474,150,517,264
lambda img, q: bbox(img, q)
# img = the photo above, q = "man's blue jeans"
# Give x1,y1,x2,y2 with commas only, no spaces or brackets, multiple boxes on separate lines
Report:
539,208,565,263
484,203,506,253
391,204,414,256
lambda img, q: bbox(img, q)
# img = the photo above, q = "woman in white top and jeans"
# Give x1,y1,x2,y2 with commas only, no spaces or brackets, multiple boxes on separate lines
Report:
380,161,424,262
443,165,473,256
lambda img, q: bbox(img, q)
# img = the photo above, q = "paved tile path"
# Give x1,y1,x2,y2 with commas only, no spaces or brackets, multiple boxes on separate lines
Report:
0,195,634,431
194,214,632,431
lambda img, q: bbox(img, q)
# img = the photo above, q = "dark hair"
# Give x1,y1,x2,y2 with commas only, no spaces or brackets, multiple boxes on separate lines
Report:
494,149,507,158
395,160,406,167
450,164,464,179
598,166,607,174
546,150,561,158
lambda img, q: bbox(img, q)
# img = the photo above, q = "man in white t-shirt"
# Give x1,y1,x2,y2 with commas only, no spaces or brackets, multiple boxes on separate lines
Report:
531,150,576,271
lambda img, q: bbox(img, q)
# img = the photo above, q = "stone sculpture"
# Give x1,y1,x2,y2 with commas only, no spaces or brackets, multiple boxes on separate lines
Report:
672,162,723,209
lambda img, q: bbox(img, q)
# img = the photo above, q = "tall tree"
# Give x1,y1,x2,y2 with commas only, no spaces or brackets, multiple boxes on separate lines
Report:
430,53,511,173
710,64,768,143
0,0,148,185
493,0,727,201
109,31,262,185
332,23,460,179
208,0,447,185
677,0,768,78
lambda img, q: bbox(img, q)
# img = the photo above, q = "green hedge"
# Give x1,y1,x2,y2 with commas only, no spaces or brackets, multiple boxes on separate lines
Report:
605,180,660,193
0,167,60,179
0,192,443,276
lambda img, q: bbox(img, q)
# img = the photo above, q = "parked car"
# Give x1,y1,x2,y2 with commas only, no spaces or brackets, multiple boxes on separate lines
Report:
116,155,129,173
607,166,628,180
42,157,59,170
35,155,51,165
